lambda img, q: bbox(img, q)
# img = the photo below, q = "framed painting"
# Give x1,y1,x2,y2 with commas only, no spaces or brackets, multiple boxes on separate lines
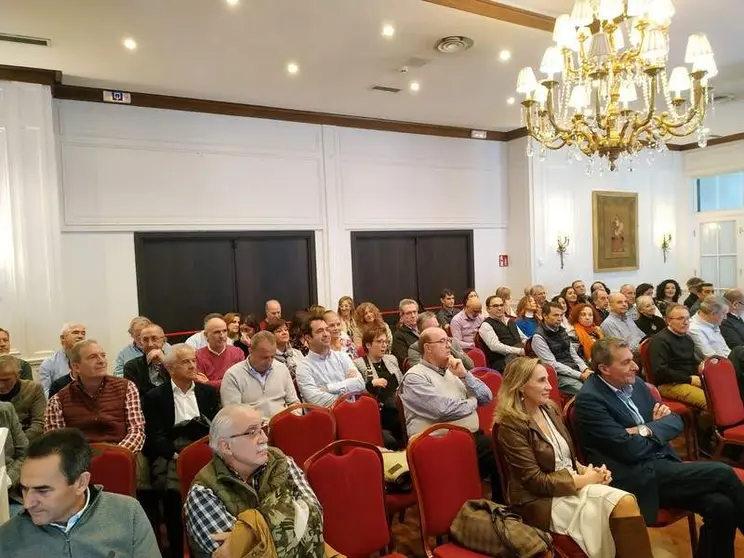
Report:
592,191,639,272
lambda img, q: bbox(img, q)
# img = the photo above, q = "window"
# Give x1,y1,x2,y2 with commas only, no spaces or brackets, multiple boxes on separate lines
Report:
697,171,744,212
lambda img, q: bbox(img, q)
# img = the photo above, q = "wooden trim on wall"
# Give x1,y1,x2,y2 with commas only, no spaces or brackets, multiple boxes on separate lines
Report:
421,0,555,32
0,64,60,86
673,132,744,152
503,127,528,141
54,83,509,142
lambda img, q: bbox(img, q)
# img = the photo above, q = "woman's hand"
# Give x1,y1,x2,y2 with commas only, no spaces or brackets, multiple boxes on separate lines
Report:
371,378,388,388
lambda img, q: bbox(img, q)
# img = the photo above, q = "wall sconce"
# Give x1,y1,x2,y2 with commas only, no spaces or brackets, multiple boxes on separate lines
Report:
661,233,672,263
556,234,570,270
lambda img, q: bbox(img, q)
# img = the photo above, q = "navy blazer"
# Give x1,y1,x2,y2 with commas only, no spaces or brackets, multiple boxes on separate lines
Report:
574,374,683,523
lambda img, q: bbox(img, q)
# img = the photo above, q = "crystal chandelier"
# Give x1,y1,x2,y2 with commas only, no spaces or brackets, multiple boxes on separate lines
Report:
516,0,716,171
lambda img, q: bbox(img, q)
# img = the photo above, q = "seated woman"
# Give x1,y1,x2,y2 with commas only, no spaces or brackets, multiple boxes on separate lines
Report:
353,327,404,449
351,302,392,348
568,303,604,364
494,357,653,558
266,319,304,379
337,296,356,341
324,311,358,360
654,279,681,317
559,286,579,318
635,283,655,300
223,312,241,345
1,400,28,517
233,314,259,358
515,295,540,338
552,295,573,334
635,295,667,338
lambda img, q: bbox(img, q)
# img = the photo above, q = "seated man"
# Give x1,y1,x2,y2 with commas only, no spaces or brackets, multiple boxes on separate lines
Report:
683,277,705,309
185,313,233,350
0,428,160,557
572,279,588,303
39,323,86,398
649,304,706,409
123,323,172,396
399,326,500,499
0,328,32,380
221,330,299,419
600,293,645,352
195,317,244,389
45,340,145,456
408,312,474,370
532,301,591,396
143,343,220,558
478,295,524,371
261,299,283,330
450,296,484,350
620,284,639,321
436,288,457,327
591,289,610,322
576,338,744,558
113,316,151,377
529,284,548,308
391,298,420,365
296,317,364,407
0,355,46,442
689,282,716,315
184,404,326,558
721,288,744,349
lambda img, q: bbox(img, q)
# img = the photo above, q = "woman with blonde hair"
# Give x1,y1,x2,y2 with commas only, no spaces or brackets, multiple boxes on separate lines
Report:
351,302,392,348
337,296,356,340
324,311,358,360
223,312,241,343
494,357,652,558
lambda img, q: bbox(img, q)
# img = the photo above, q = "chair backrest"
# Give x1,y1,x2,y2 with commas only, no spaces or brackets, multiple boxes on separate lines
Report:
357,344,366,358
89,444,137,497
395,392,408,445
268,403,336,467
402,358,411,372
471,369,502,433
305,441,391,557
544,364,563,408
407,423,483,546
639,338,655,383
524,338,534,357
332,393,385,447
467,348,487,369
701,357,744,429
645,382,662,403
177,435,213,500
562,397,586,463
473,331,485,352
490,422,510,503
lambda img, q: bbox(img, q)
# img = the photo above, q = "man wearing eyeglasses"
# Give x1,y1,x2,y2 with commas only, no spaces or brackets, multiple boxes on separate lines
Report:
185,405,327,558
648,304,706,409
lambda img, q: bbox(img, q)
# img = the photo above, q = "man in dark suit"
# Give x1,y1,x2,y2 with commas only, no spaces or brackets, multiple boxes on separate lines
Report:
392,298,420,366
124,323,170,396
575,337,744,558
142,343,220,558
721,288,744,349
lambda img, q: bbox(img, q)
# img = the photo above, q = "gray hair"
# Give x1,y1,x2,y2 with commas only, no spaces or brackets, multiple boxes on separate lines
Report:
591,338,630,372
417,311,438,331
529,284,546,295
209,404,253,454
127,316,151,335
699,295,728,315
163,343,194,366
723,288,744,305
398,298,417,312
60,323,85,336
249,330,276,351
591,289,606,303
0,355,20,375
620,284,635,294
68,339,100,364
635,295,655,311
664,302,688,318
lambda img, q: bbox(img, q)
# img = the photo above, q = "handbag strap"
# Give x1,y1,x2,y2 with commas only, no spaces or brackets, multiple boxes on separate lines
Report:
491,504,553,558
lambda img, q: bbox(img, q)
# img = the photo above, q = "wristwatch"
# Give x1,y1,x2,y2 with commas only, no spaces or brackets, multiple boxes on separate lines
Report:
638,425,652,438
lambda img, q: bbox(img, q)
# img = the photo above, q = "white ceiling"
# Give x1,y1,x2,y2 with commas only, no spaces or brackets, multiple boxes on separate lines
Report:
1,0,744,137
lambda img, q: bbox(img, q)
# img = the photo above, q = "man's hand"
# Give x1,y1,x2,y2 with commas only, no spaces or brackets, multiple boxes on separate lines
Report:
625,426,639,435
146,349,165,364
579,369,592,381
195,372,210,384
371,378,388,388
448,356,466,378
652,402,671,420
691,375,702,388
211,532,230,558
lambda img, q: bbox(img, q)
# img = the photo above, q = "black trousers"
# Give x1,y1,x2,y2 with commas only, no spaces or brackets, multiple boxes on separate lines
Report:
655,459,744,558
473,430,503,504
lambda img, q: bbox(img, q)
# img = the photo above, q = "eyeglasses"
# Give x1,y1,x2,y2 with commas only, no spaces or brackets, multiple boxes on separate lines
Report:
488,304,504,308
228,425,264,440
373,339,389,345
668,316,690,322
425,338,452,347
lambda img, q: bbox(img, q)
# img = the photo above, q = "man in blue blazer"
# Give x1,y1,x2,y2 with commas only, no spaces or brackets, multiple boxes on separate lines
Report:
575,337,744,558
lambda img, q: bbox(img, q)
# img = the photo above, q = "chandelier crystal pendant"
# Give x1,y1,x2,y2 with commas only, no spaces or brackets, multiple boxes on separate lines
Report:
516,0,716,171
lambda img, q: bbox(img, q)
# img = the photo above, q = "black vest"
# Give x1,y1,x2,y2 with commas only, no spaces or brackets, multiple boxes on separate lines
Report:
482,317,522,371
535,324,579,371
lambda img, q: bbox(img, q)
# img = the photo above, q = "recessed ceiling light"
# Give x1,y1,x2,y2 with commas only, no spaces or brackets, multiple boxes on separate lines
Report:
287,62,299,75
225,0,239,5
499,49,512,61
409,81,420,93
382,24,395,38
507,97,516,105
123,37,137,51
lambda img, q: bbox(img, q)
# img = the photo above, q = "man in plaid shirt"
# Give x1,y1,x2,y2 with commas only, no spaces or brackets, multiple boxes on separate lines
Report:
185,405,326,557
44,340,145,454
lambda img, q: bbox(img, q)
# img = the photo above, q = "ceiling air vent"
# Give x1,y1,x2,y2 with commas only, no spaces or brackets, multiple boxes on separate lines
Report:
712,93,735,105
434,36,474,54
0,33,50,47
371,85,402,93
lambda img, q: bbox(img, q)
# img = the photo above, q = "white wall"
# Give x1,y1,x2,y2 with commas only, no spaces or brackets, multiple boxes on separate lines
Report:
54,100,509,353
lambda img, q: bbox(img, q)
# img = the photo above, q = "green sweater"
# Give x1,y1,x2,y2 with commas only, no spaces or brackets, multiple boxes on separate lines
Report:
0,486,161,557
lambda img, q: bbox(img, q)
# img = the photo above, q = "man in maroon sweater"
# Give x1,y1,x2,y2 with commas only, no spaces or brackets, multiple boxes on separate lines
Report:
195,317,244,389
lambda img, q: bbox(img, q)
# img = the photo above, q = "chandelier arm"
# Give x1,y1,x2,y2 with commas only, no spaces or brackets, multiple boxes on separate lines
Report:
635,73,658,130
659,82,708,131
524,106,567,146
545,94,575,135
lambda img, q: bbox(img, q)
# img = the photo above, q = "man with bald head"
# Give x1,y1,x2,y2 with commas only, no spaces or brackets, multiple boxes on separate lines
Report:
399,326,500,498
39,323,87,398
124,323,174,396
186,313,234,350
449,296,484,350
262,299,282,329
600,293,645,352
196,317,244,389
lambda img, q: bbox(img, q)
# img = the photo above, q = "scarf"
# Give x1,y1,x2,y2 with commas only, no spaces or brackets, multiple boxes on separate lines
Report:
275,346,298,378
574,323,604,362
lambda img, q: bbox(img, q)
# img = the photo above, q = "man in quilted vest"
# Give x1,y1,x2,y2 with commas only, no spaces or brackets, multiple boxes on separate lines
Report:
184,404,328,557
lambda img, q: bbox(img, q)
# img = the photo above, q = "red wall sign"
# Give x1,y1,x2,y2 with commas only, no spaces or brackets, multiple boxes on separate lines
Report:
498,254,509,267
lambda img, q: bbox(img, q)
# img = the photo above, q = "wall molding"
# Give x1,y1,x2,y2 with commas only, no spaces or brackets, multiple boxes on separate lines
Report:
421,0,555,32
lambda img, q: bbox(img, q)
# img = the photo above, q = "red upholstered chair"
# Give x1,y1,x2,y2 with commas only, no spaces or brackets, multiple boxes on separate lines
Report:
491,423,587,558
268,403,336,468
473,332,485,353
701,357,744,459
639,339,697,460
357,344,366,357
407,423,490,557
544,364,565,408
466,348,487,369
471,369,502,434
395,392,408,446
524,338,534,357
176,435,212,501
89,443,137,497
304,441,405,558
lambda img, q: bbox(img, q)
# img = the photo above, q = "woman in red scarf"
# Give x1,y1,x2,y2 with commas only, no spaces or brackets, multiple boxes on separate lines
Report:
569,303,604,363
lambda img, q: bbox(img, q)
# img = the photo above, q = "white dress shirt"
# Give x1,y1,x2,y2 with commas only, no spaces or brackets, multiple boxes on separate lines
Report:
172,380,200,424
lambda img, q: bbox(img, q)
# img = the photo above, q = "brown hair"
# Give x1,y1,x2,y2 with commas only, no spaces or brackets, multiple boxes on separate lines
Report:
362,327,388,350
354,302,386,330
568,303,601,326
515,295,535,318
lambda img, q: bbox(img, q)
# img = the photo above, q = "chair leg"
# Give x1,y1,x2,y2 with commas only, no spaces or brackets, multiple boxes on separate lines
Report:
686,514,698,558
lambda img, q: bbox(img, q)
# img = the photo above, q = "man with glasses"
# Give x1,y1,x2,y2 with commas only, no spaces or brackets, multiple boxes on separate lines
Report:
450,296,484,350
185,405,327,558
399,326,500,499
648,304,706,409
407,312,474,370
478,295,524,371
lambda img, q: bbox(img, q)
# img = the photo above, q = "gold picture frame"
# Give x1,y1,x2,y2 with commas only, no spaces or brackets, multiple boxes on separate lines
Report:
592,191,639,272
